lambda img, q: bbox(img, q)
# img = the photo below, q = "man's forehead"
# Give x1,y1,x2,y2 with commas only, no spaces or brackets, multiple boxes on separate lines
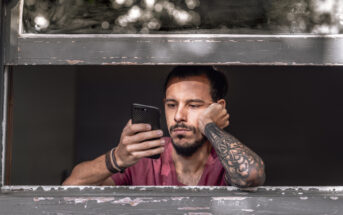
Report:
166,75,210,90
165,75,212,100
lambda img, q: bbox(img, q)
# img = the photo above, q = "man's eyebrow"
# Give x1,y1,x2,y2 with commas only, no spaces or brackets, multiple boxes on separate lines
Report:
164,99,177,102
186,99,205,103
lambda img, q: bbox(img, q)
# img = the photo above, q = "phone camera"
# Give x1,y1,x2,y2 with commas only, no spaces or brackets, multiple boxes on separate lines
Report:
144,108,147,112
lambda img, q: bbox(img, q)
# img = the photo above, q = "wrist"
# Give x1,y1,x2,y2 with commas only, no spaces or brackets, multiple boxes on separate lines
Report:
204,122,217,137
113,147,125,169
112,148,125,173
199,117,213,134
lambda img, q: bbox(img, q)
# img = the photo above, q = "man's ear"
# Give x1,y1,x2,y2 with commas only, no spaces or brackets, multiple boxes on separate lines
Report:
216,99,226,109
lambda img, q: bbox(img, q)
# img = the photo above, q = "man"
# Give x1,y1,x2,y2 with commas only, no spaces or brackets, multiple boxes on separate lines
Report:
63,66,265,187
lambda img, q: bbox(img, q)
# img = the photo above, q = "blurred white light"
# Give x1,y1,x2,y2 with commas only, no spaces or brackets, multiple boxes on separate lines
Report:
145,0,155,9
173,10,191,25
117,16,128,27
154,3,163,12
101,21,110,29
147,19,161,29
34,15,49,31
312,24,339,34
128,6,142,21
163,2,175,14
185,0,199,10
311,0,335,13
115,0,126,5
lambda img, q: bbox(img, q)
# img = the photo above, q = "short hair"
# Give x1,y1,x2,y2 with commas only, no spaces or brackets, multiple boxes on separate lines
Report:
164,66,228,101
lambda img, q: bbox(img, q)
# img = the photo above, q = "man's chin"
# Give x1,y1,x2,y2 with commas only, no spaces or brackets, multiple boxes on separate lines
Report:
170,136,206,157
171,135,193,146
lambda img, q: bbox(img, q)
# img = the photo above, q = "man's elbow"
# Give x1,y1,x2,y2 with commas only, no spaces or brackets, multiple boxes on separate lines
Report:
231,167,266,188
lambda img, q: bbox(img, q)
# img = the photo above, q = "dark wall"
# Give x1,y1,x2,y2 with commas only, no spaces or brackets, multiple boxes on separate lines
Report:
12,66,76,185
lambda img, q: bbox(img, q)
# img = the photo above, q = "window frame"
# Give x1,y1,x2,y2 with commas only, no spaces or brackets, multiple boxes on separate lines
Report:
1,0,343,211
1,1,343,213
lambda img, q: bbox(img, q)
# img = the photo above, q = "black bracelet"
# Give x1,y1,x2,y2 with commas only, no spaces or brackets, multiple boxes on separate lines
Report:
111,147,125,173
105,149,119,174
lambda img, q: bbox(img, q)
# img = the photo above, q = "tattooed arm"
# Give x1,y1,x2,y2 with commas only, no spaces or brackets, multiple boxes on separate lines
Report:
204,123,265,187
198,103,265,188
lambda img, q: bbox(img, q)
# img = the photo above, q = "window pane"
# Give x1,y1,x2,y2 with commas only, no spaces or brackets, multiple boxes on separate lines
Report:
23,0,343,34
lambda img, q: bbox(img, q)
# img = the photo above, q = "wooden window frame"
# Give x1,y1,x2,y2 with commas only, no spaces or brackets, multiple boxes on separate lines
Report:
1,0,343,213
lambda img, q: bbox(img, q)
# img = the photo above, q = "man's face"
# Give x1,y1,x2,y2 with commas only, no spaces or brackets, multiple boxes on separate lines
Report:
164,75,213,155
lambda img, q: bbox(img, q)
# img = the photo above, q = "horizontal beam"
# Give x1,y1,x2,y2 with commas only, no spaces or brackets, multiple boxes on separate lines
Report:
8,35,343,65
1,186,343,214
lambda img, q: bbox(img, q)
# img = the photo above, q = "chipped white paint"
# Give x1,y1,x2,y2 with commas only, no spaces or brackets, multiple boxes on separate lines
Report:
33,197,54,202
178,207,210,210
241,209,254,212
212,197,247,201
330,196,339,200
112,197,152,206
64,197,115,204
171,197,190,201
300,196,309,200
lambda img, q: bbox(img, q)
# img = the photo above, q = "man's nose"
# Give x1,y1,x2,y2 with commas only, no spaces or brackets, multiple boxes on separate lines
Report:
174,106,187,122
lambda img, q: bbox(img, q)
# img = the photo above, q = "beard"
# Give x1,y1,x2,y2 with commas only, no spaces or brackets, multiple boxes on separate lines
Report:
171,137,206,157
169,123,206,157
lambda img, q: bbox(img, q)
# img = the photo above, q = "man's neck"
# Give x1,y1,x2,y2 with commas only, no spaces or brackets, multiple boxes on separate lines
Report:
172,141,212,185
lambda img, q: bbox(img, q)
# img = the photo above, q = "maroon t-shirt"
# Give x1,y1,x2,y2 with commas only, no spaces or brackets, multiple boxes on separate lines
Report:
111,137,227,186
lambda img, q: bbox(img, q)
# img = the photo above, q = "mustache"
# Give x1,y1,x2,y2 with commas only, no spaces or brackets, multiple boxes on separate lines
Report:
169,123,196,134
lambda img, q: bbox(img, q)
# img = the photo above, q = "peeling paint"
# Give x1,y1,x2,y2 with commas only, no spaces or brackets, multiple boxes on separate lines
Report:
178,207,210,210
112,197,150,206
241,209,254,212
212,197,247,201
171,197,190,201
33,197,54,202
64,197,115,204
300,196,309,200
330,196,339,200
66,60,84,65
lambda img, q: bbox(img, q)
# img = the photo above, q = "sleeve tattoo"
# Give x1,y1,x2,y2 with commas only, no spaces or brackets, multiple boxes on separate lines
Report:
204,123,265,187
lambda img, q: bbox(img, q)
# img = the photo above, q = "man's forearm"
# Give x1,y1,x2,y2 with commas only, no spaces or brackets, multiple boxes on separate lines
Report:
62,154,113,186
204,123,265,187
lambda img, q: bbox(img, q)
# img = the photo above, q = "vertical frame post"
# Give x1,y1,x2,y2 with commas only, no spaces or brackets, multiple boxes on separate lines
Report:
0,0,5,186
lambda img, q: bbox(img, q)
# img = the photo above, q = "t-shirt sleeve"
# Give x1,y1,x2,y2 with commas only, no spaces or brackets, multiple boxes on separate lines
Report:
111,168,132,185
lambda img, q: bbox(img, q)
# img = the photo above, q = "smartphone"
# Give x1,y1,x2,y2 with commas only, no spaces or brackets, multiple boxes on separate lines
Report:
131,103,161,159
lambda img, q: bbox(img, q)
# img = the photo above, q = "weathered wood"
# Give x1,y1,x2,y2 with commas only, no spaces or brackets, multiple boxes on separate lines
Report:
10,35,343,65
0,0,5,187
1,186,343,214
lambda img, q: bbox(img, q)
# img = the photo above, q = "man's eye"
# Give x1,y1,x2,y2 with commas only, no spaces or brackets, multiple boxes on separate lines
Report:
189,104,201,108
167,103,176,108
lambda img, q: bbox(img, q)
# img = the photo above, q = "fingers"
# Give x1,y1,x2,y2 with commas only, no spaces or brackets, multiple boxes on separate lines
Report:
123,119,152,136
128,129,163,143
130,146,165,158
126,138,165,152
